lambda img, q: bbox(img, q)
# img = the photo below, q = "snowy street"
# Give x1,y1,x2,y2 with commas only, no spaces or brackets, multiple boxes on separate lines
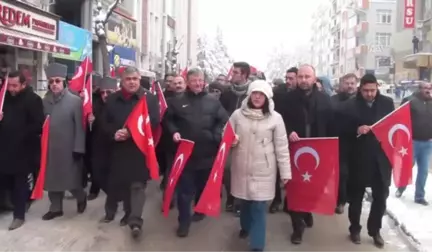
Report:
0,182,413,251
374,165,432,252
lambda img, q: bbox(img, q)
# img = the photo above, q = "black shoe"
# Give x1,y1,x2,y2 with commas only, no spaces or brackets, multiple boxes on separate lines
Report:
395,189,403,198
350,232,361,244
239,229,248,239
304,215,313,228
335,204,345,214
192,213,205,222
290,231,303,245
269,202,280,214
415,199,429,206
250,249,263,252
87,193,98,201
371,233,384,248
99,214,115,223
120,214,129,226
170,200,175,209
225,202,234,212
176,224,190,238
131,226,142,239
234,205,241,217
42,211,63,221
77,198,87,214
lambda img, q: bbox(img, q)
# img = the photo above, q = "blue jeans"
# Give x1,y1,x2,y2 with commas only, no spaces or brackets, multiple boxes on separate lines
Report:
240,200,267,251
399,140,432,200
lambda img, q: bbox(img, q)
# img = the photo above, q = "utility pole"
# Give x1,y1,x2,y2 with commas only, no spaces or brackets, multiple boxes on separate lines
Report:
161,0,167,76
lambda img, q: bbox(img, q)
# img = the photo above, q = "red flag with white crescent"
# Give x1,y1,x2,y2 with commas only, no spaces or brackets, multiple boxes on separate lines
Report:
163,139,195,217
286,137,339,215
0,72,8,112
371,102,413,187
125,95,159,180
31,116,51,200
194,123,236,217
153,81,167,146
82,76,92,128
69,57,92,92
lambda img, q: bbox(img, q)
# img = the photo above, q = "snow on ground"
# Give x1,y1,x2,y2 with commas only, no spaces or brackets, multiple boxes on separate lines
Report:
368,166,432,252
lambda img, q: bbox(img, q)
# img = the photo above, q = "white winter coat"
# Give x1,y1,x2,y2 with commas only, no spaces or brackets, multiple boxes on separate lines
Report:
229,80,291,201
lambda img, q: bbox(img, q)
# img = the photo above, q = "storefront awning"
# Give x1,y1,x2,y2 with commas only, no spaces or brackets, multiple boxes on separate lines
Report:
0,27,70,55
403,53,432,69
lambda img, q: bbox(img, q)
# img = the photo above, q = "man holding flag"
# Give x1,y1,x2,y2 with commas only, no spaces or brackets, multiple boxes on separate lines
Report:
101,67,159,239
278,64,334,245
339,74,395,248
0,71,44,230
41,63,87,221
164,68,228,238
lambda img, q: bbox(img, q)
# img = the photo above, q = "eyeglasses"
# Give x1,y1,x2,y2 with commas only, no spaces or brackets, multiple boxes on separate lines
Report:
100,90,114,95
48,79,63,84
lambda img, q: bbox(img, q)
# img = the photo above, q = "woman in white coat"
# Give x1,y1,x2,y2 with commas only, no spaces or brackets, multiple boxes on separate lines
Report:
229,80,291,251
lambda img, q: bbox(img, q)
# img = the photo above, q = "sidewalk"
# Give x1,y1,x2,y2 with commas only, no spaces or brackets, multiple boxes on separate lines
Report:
376,166,432,252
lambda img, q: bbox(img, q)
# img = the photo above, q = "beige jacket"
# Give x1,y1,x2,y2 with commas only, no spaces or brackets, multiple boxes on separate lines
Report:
229,80,291,201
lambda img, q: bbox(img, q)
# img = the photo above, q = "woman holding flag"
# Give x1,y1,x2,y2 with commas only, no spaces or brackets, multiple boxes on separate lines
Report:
229,80,291,252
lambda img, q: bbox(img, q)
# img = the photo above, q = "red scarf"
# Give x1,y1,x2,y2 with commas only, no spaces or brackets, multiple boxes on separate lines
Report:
121,88,133,100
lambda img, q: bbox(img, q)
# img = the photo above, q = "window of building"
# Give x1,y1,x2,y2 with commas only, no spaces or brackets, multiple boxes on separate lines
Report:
375,33,391,47
376,10,392,24
375,56,391,68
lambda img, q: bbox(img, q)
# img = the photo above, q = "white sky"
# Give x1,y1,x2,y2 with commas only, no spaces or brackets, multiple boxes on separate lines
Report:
198,0,323,70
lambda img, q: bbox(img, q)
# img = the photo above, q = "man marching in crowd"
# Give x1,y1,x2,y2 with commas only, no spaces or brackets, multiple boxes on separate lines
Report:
339,74,394,248
42,63,87,221
219,61,251,215
101,67,159,238
164,68,228,237
331,73,358,214
0,71,45,230
278,64,334,245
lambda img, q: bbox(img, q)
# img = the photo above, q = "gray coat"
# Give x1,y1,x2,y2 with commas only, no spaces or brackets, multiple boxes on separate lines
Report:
42,89,86,191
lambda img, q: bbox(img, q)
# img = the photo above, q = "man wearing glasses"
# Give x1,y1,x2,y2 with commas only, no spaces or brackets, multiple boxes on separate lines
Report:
41,63,87,221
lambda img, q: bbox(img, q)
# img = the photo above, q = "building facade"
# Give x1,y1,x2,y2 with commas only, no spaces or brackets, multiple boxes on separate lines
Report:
311,0,397,84
0,0,93,91
310,2,334,77
393,0,432,82
145,0,198,78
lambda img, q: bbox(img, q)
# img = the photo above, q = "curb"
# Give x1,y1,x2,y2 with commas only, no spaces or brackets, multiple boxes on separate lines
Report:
364,188,425,252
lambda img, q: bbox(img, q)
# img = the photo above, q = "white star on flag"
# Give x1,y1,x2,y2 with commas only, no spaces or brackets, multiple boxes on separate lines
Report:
213,171,218,181
302,172,312,182
148,138,154,146
398,146,408,156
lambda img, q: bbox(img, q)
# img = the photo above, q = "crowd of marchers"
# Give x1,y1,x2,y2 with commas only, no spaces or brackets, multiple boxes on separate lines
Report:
0,62,431,252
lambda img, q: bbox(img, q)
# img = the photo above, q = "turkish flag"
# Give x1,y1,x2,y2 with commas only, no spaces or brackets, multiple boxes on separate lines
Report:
286,137,339,215
151,81,167,146
82,76,93,128
31,116,50,200
125,95,159,180
371,103,413,187
69,57,93,93
194,123,236,217
181,67,188,80
162,139,195,217
0,72,8,112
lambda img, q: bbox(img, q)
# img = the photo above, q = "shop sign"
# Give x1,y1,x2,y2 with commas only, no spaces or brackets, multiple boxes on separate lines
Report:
0,0,58,40
106,12,137,48
53,21,92,61
404,0,416,29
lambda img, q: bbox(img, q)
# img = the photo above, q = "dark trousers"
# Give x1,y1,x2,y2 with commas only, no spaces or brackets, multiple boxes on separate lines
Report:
348,180,389,236
223,167,235,205
106,182,147,228
338,163,348,205
240,200,267,250
290,211,313,233
0,173,29,219
177,169,210,225
271,169,285,207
